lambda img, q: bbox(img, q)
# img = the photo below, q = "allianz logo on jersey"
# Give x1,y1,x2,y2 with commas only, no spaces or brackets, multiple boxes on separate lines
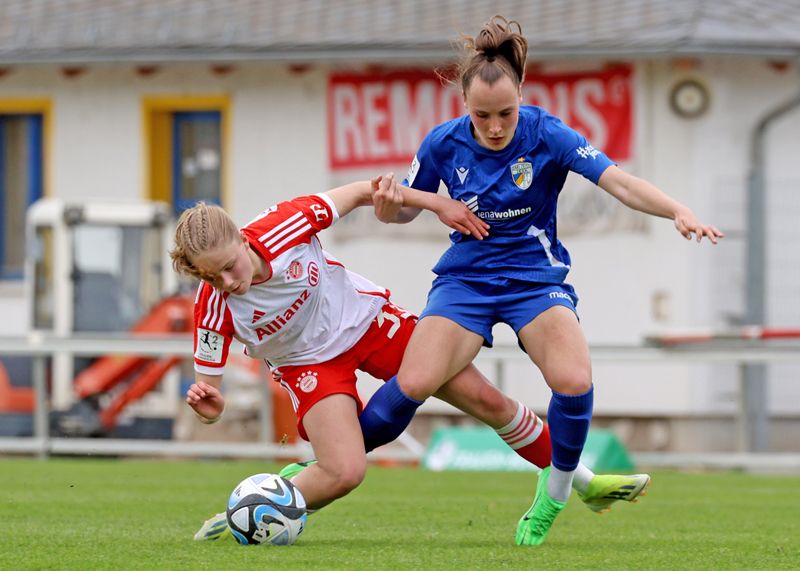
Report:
461,196,532,221
253,288,310,340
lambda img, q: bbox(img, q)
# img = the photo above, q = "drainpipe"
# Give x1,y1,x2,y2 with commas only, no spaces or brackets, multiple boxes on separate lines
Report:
742,85,800,451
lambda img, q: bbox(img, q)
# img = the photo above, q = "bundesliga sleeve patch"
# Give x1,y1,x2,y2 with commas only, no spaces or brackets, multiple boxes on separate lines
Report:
406,155,420,186
195,328,224,364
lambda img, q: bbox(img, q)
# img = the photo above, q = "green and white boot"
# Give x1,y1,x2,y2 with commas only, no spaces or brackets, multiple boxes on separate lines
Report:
515,467,566,546
279,459,321,515
193,511,230,541
278,459,317,481
578,473,651,514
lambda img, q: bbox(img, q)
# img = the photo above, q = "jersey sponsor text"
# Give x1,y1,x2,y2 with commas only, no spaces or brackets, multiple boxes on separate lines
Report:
255,289,311,340
476,206,533,220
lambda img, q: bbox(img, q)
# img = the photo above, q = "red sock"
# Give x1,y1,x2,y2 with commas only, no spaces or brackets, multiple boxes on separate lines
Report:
495,403,552,469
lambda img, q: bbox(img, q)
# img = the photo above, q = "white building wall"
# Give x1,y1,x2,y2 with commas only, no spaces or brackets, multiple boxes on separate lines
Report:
227,65,329,225
1,57,798,422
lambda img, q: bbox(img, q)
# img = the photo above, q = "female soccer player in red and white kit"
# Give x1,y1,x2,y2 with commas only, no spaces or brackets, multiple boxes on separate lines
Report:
171,174,649,542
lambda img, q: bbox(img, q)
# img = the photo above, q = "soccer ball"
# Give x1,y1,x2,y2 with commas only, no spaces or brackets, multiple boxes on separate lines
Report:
226,473,307,545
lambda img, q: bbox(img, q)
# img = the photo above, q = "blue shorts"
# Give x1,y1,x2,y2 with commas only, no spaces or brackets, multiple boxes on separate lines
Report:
419,276,579,348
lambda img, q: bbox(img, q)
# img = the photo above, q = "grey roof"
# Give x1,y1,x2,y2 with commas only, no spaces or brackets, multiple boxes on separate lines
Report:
2,0,800,64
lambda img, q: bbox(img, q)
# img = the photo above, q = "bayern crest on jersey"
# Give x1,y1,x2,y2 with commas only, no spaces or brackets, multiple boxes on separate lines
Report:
510,161,533,190
287,260,304,279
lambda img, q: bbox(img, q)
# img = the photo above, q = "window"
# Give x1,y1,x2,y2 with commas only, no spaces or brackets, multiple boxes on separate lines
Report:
143,97,228,215
0,113,43,279
173,111,222,213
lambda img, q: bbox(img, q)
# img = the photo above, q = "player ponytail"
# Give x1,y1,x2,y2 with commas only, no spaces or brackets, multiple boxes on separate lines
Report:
170,202,240,280
457,15,527,93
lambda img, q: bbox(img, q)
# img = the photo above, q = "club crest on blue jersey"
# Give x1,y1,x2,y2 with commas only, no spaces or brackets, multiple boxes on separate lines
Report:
510,160,533,190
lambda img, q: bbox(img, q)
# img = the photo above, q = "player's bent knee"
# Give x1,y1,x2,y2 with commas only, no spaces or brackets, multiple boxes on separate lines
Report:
396,372,437,402
548,373,592,395
316,456,367,499
330,465,366,497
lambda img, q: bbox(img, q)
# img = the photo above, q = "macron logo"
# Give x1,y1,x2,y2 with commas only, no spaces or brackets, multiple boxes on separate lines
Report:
456,167,469,185
252,309,265,324
548,291,573,303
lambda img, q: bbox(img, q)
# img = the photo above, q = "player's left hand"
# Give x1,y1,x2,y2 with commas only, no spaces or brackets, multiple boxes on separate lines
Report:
435,197,490,240
674,208,724,244
185,380,225,421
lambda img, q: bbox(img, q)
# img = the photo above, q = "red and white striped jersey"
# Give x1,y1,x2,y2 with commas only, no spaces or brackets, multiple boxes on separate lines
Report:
193,193,388,375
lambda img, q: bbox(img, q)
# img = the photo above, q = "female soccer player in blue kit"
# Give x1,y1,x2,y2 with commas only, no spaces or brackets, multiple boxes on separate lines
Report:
360,15,724,546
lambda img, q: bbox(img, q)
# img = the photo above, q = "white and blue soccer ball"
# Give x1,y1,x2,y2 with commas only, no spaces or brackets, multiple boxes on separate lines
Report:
226,473,307,546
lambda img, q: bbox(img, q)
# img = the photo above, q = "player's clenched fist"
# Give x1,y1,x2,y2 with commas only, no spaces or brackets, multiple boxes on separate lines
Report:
372,172,401,223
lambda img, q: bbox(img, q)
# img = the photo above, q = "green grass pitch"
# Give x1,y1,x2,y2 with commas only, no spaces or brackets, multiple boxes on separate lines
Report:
1,458,798,569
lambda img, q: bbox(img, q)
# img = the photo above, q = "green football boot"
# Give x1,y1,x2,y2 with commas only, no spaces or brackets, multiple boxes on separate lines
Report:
193,511,231,541
278,459,317,481
279,460,320,515
578,473,651,514
515,467,566,546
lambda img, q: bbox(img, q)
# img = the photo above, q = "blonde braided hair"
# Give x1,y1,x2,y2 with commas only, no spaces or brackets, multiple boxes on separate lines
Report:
169,202,240,281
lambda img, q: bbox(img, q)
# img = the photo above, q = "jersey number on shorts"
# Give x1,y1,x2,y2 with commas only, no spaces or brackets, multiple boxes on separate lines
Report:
376,304,413,339
376,310,401,339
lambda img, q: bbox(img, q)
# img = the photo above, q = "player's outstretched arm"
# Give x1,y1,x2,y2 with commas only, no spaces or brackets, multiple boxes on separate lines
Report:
373,177,490,240
323,180,373,218
598,165,724,243
186,372,225,423
325,172,489,240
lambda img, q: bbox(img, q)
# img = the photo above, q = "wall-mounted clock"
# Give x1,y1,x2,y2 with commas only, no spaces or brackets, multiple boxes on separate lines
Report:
669,79,710,119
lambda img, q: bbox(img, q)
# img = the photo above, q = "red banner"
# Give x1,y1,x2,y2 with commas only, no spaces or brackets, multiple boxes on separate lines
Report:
327,65,633,171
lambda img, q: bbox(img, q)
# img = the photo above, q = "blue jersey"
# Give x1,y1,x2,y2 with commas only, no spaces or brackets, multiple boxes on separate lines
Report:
403,105,614,284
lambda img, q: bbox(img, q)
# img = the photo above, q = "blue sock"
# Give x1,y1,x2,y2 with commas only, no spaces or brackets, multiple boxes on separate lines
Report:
359,376,424,453
547,385,594,471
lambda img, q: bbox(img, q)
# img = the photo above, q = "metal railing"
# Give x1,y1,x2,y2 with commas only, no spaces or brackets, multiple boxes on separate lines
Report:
1,333,800,466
